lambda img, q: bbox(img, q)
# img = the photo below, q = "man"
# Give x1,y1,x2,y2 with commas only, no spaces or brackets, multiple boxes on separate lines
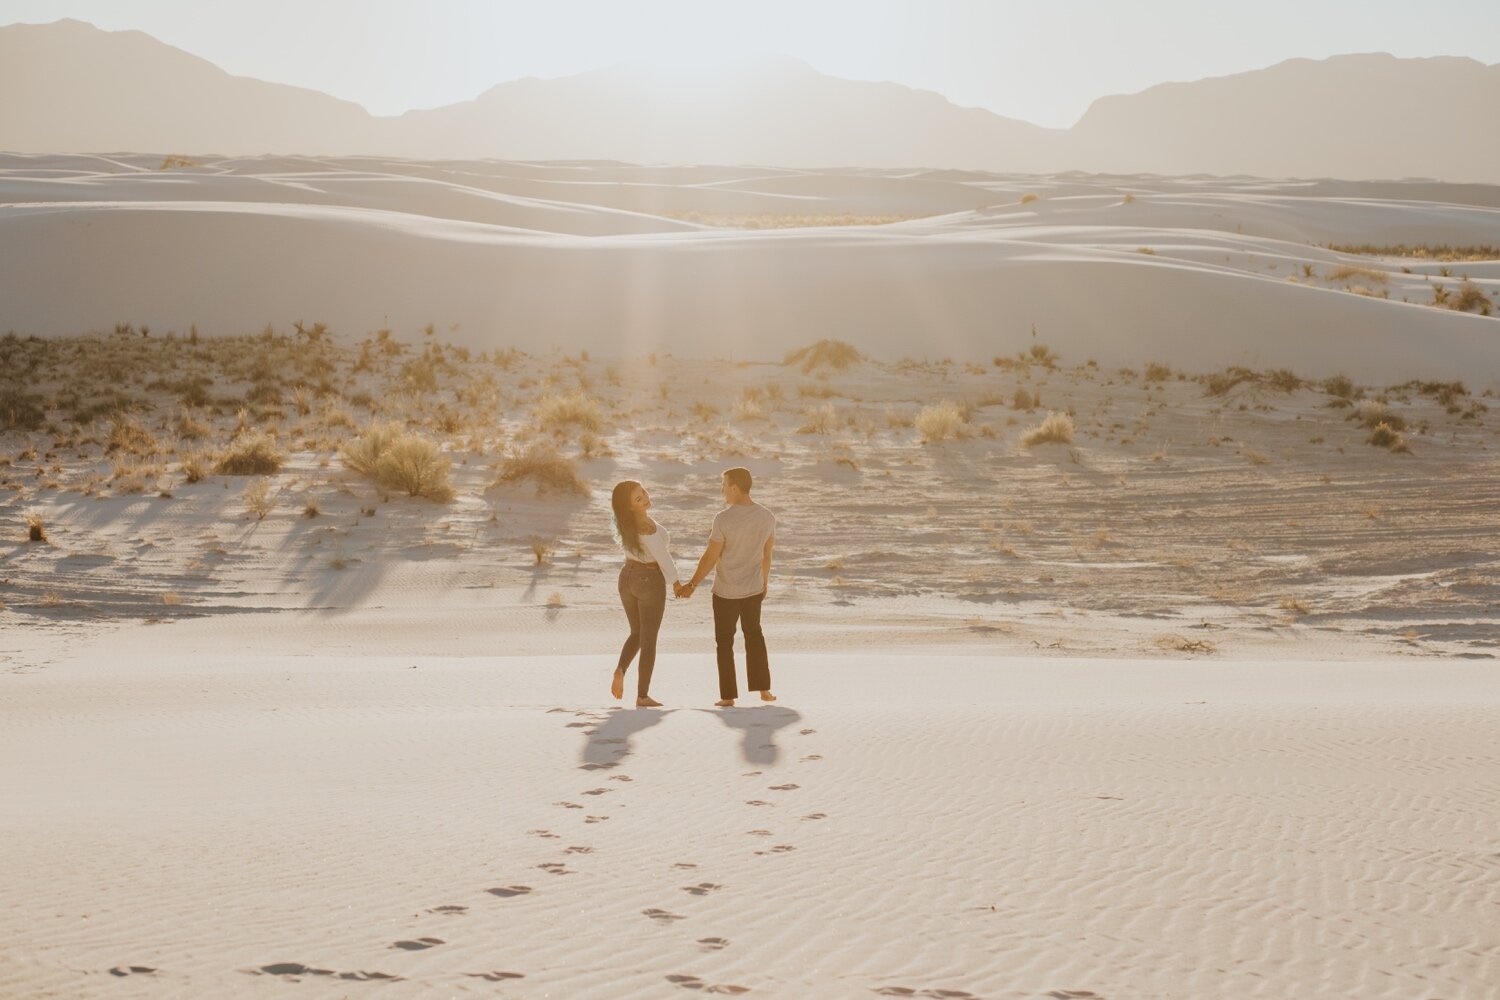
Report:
680,467,777,707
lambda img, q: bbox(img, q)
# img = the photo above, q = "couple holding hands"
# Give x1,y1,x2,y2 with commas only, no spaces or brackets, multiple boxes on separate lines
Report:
610,467,777,709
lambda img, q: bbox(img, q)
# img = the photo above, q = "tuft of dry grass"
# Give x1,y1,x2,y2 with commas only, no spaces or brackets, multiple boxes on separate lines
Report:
493,440,588,496
1020,412,1075,448
915,401,969,443
214,431,284,476
1325,264,1388,285
1154,634,1218,655
532,540,551,565
179,451,210,484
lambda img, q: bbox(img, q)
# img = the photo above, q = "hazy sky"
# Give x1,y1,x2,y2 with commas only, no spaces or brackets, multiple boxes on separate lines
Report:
8,0,1500,126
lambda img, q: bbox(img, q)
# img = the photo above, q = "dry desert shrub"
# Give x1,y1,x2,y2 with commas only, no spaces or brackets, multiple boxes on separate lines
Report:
1012,388,1038,411
0,386,46,431
783,340,862,375
1367,422,1410,452
1450,281,1494,315
1143,362,1173,383
493,440,588,496
106,413,158,456
798,403,837,435
25,508,45,542
174,406,210,440
915,401,968,443
1325,264,1388,285
243,478,274,520
215,431,283,475
733,390,766,422
1353,400,1405,431
1279,597,1310,616
1020,412,1075,448
535,391,605,434
342,422,455,501
1019,193,1039,204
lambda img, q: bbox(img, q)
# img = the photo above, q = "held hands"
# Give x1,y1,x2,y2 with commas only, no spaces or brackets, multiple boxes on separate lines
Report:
674,581,697,600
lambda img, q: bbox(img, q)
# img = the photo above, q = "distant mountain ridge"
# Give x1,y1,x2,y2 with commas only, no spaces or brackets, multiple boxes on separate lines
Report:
4,18,1500,182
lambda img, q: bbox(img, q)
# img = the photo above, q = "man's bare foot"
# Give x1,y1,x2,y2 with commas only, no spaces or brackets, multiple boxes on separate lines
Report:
611,669,624,700
715,699,735,708
636,695,662,708
760,691,777,702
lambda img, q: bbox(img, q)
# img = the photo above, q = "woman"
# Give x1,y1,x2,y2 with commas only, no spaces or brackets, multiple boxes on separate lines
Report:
609,480,683,707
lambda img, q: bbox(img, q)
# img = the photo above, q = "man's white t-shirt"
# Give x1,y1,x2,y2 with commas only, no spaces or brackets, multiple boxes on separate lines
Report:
709,502,776,599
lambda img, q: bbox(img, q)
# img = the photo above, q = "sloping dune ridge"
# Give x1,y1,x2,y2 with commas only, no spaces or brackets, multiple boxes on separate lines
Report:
3,153,1498,386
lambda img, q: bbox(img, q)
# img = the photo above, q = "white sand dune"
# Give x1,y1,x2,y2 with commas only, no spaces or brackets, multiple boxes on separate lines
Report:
4,156,1497,384
4,613,1498,999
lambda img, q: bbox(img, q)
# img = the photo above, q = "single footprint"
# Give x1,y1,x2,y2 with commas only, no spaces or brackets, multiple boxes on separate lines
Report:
754,844,796,856
609,774,634,782
585,815,610,824
682,882,723,895
528,829,560,839
748,829,773,837
537,862,572,875
485,885,533,898
579,762,615,771
801,754,823,761
745,800,773,806
667,974,751,994
698,936,730,951
799,728,816,735
1046,992,1101,999
642,908,686,922
582,788,612,796
390,938,443,951
565,722,591,728
742,770,763,777
672,862,699,869
467,971,526,981
251,963,333,978
109,966,157,977
801,813,828,821
564,845,594,855
769,783,800,791
1095,795,1124,801
875,990,976,999
427,904,467,915
339,971,401,982
554,801,584,809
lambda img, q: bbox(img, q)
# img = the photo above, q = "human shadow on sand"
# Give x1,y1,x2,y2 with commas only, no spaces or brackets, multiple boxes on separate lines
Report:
579,708,673,770
703,706,802,765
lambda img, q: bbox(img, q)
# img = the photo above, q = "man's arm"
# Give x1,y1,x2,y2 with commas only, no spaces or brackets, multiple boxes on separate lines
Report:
685,539,724,595
761,536,774,595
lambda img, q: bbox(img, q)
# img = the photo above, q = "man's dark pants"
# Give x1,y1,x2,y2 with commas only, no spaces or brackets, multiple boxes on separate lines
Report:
712,591,769,700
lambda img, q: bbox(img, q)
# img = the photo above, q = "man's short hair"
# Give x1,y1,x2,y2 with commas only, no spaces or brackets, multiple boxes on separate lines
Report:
723,467,752,494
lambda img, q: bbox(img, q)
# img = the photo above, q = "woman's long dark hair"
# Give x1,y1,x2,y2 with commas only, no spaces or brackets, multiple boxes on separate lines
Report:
611,480,645,558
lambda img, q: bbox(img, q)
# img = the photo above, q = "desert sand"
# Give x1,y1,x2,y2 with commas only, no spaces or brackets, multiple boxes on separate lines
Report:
4,154,1500,998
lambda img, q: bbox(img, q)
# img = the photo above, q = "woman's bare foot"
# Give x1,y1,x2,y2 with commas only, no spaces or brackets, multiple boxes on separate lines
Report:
715,698,735,708
760,691,777,702
611,669,624,700
636,695,662,708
